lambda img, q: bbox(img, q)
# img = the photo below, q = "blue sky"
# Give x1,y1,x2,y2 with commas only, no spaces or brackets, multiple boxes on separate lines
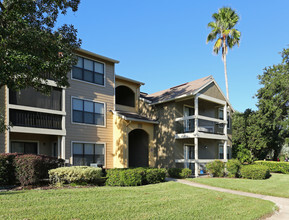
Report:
57,0,289,112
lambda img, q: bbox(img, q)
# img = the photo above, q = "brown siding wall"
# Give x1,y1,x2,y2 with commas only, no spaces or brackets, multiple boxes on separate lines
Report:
0,87,6,153
65,57,115,168
200,83,226,101
154,102,177,168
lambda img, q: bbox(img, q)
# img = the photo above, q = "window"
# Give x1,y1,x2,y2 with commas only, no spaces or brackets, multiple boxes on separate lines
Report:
72,56,105,86
218,108,230,129
219,144,230,159
184,145,195,160
11,141,38,154
184,106,194,132
72,98,105,126
73,143,105,166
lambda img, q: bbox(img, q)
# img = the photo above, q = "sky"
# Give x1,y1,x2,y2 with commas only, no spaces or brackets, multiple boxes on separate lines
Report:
57,0,289,112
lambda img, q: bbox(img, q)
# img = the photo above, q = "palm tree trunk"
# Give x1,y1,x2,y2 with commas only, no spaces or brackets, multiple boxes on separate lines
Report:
224,54,229,100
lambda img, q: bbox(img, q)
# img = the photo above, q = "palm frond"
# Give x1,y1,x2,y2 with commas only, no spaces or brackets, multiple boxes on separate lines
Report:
213,38,222,54
206,31,218,43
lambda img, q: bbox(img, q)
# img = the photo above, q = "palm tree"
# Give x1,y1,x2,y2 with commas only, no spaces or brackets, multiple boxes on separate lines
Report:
207,7,241,100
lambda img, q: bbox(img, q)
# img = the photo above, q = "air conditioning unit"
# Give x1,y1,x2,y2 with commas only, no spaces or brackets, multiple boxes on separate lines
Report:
90,163,98,168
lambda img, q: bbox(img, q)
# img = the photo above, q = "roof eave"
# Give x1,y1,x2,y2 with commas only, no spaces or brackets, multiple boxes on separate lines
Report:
76,48,120,63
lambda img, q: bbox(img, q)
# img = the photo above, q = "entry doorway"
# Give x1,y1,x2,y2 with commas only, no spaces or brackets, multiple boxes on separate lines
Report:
128,129,149,167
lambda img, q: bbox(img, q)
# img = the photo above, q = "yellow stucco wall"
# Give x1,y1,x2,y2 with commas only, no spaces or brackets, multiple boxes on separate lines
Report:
113,114,156,168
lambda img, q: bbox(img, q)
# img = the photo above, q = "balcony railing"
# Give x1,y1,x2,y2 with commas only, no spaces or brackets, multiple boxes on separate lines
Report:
10,109,62,130
175,117,225,135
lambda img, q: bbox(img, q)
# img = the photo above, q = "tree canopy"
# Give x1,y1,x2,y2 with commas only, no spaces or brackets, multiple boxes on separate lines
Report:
0,0,81,93
233,47,289,161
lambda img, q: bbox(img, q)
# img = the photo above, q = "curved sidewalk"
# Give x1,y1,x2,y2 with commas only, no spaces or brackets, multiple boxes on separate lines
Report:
167,178,289,220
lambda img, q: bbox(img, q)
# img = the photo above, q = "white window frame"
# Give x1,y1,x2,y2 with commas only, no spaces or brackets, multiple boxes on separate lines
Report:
218,143,230,159
218,144,224,159
71,96,106,128
71,141,106,168
71,55,106,88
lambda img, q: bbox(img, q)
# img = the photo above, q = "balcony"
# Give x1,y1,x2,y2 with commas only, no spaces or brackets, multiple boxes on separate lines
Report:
175,116,227,140
10,109,62,130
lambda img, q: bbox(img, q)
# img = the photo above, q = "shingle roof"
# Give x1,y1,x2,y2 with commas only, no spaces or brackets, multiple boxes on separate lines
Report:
145,75,213,104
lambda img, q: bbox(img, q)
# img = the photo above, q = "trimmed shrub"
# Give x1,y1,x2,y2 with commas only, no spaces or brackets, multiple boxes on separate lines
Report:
49,166,104,185
167,168,183,178
180,168,192,178
226,159,242,178
240,165,270,180
206,160,225,177
106,168,167,186
14,154,64,186
255,161,289,174
167,168,192,178
0,153,19,186
145,168,167,184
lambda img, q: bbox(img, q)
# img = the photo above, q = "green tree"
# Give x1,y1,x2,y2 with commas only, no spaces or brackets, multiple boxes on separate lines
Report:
206,7,241,100
255,47,289,159
0,0,81,93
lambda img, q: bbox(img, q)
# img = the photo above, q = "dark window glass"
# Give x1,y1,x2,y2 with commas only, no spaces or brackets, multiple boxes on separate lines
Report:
11,142,37,154
73,143,105,166
72,98,105,126
72,56,105,86
72,67,83,80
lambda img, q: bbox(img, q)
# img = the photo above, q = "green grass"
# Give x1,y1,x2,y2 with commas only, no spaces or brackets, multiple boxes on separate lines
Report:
191,173,289,198
0,182,275,220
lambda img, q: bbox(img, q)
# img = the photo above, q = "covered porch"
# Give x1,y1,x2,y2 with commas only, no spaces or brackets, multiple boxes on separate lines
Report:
9,132,65,158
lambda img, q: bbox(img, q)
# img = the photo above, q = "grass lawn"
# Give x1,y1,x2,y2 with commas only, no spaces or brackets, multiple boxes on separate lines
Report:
0,182,275,220
191,173,289,198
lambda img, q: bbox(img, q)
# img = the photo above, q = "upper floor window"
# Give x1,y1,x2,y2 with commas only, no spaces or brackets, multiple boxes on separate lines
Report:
72,98,105,126
115,86,135,107
218,108,230,129
72,56,105,86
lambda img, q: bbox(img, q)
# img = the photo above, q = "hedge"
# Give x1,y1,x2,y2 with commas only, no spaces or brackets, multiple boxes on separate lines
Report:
49,166,104,185
0,153,19,186
106,168,166,186
14,154,64,186
167,168,192,178
240,165,270,180
255,161,289,174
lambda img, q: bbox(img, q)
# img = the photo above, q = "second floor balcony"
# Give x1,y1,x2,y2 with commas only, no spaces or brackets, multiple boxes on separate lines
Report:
10,109,62,130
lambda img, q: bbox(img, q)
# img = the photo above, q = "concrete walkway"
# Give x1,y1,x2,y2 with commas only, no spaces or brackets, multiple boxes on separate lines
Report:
167,178,289,220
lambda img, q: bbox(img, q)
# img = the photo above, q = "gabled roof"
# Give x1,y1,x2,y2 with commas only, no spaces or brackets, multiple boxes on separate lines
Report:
145,75,213,104
144,75,234,111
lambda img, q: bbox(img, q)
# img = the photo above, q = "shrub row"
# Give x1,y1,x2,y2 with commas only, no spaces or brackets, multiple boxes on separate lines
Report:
106,168,167,186
167,168,192,178
0,153,64,186
49,166,104,185
255,161,289,174
205,160,270,180
240,165,270,180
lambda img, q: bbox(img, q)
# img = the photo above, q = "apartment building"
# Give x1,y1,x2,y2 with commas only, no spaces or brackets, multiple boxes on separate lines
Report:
0,49,232,177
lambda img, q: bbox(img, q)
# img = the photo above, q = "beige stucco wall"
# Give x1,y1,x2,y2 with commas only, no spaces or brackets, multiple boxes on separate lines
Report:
0,86,7,153
65,51,115,168
113,114,155,168
115,78,140,113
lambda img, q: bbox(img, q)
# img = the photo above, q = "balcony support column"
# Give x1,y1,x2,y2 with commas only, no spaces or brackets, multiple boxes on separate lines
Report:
194,137,199,177
194,95,199,133
223,104,227,161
